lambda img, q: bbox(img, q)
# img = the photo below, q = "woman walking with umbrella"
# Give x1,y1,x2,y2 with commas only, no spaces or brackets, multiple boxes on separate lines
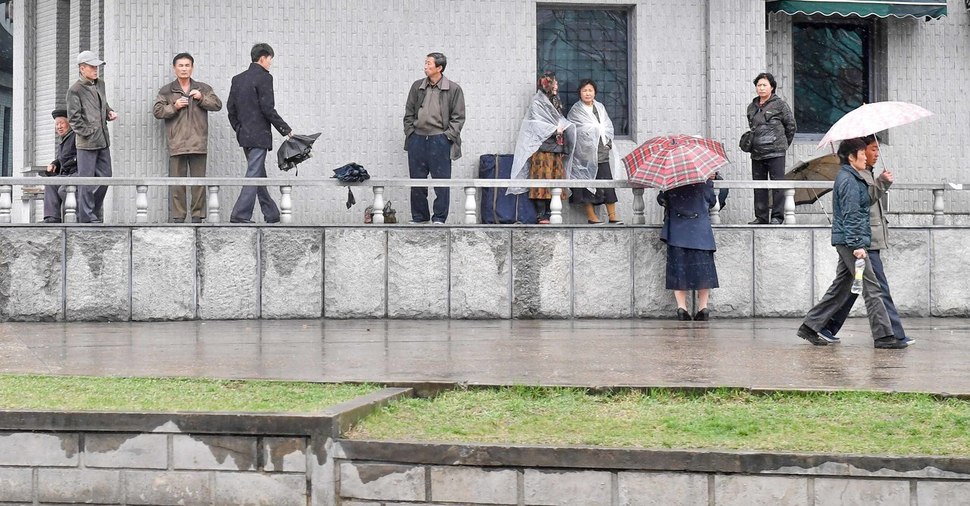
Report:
797,138,905,349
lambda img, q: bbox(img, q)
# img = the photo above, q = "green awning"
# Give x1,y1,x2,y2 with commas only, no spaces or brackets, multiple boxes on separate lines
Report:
767,0,947,19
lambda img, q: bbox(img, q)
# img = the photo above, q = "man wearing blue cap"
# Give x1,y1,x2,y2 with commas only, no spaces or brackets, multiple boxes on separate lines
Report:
66,50,118,223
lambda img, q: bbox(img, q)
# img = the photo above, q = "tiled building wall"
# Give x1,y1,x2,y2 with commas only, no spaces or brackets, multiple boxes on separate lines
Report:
767,0,970,219
17,1,970,224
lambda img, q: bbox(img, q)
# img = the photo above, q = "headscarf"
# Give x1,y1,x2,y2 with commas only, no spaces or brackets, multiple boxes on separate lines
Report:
537,71,563,113
565,99,624,184
507,76,576,195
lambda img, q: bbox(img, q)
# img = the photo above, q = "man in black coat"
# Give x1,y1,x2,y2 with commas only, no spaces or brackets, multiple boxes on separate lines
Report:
43,109,78,223
227,43,292,223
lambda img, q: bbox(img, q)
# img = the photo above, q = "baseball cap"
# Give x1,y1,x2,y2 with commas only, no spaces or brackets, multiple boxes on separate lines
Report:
77,50,104,66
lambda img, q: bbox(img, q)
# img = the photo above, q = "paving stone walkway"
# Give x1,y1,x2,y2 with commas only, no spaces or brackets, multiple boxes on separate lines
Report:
1,318,966,395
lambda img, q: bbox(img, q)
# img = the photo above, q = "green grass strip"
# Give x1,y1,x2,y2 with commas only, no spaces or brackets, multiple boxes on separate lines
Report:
349,386,970,456
0,374,377,413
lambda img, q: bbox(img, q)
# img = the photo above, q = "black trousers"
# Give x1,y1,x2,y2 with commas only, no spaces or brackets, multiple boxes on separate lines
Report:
751,156,786,222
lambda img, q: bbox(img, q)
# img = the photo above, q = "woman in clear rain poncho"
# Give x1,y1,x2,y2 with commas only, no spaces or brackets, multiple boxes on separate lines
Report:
566,79,625,224
509,71,575,224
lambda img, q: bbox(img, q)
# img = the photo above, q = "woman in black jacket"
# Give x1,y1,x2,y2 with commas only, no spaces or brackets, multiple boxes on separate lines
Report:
746,72,796,225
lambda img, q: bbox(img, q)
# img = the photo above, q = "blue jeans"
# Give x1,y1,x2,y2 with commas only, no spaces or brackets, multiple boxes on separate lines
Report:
407,133,452,222
822,250,907,340
76,148,112,223
231,147,280,223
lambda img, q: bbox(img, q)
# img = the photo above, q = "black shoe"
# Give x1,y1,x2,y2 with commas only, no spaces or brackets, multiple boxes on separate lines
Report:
819,328,840,343
770,217,784,225
694,308,710,321
677,308,693,321
748,218,768,225
797,324,830,346
170,217,186,223
191,217,203,223
874,336,908,349
42,217,61,223
265,218,281,224
229,218,254,224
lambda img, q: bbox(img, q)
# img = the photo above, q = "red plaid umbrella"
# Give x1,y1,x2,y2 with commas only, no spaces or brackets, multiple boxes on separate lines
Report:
622,135,730,191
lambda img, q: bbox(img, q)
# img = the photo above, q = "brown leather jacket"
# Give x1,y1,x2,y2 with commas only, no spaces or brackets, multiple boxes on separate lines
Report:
66,77,113,150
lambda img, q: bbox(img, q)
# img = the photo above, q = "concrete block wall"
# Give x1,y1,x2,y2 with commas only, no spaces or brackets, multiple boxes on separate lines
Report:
0,430,309,505
0,224,966,322
334,439,970,506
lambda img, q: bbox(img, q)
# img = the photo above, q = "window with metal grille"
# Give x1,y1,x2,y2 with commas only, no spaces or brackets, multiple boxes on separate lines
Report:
536,7,631,136
792,21,873,135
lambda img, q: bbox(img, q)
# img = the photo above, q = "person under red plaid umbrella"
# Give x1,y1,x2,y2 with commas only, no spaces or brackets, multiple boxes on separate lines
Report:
657,172,720,321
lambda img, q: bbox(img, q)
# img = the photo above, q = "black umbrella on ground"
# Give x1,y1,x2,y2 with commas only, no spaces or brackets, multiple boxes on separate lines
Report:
784,153,841,205
277,133,321,171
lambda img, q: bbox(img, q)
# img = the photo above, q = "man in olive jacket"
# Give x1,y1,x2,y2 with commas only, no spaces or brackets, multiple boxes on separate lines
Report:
227,43,292,224
66,50,118,223
153,52,222,223
403,52,466,224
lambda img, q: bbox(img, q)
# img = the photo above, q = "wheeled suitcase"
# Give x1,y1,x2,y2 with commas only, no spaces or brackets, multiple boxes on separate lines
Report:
479,154,538,224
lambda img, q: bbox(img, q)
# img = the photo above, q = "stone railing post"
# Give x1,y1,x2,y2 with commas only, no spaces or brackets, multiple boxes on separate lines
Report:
933,189,945,225
280,185,293,224
135,185,149,223
371,186,385,224
0,185,11,223
784,189,797,225
632,188,646,224
207,186,220,223
64,186,78,223
549,187,563,224
464,187,477,224
709,203,721,224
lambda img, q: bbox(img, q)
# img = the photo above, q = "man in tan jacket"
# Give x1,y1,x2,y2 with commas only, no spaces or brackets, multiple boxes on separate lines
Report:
153,53,222,223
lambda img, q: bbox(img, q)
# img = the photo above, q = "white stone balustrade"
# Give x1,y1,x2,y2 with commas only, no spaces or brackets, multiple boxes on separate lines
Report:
0,176,963,226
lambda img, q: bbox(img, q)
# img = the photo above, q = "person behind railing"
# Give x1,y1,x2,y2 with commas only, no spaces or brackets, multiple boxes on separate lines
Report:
66,50,118,223
566,79,624,225
41,109,77,224
152,52,223,224
746,72,795,225
658,174,719,321
797,138,906,349
402,52,466,224
509,71,574,225
227,43,292,224
814,135,914,347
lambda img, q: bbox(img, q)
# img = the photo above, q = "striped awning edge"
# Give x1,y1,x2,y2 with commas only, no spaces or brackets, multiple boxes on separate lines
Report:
766,0,948,19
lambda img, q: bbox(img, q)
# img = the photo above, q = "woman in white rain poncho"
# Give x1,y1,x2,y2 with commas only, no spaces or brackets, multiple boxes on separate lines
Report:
509,71,575,224
566,79,625,224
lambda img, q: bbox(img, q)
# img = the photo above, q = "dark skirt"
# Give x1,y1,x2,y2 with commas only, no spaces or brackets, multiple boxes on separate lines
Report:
666,245,719,290
569,161,619,205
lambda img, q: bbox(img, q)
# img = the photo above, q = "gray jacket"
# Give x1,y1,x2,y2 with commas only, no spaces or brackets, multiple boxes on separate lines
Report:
403,75,466,160
746,94,796,161
66,77,114,151
862,167,891,250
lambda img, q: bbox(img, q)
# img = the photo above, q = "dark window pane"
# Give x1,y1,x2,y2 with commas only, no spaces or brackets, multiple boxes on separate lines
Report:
537,8,630,136
793,22,870,134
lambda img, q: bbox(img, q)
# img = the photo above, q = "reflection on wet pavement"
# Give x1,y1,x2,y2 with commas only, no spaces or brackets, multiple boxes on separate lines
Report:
0,318,965,395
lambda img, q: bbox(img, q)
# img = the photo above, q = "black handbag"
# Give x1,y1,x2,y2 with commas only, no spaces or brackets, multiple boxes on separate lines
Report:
739,130,753,153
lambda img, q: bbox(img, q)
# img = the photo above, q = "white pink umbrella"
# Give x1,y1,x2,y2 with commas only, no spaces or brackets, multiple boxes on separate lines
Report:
817,101,933,149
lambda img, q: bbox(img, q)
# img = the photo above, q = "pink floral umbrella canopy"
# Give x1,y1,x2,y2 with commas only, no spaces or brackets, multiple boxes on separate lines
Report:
817,101,933,149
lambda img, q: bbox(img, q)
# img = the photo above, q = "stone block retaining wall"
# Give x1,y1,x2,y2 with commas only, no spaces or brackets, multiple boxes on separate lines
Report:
1,389,969,504
0,225,961,322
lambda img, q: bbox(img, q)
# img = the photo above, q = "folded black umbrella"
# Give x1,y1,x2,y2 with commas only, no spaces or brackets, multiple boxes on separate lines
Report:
277,132,321,171
332,162,370,208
